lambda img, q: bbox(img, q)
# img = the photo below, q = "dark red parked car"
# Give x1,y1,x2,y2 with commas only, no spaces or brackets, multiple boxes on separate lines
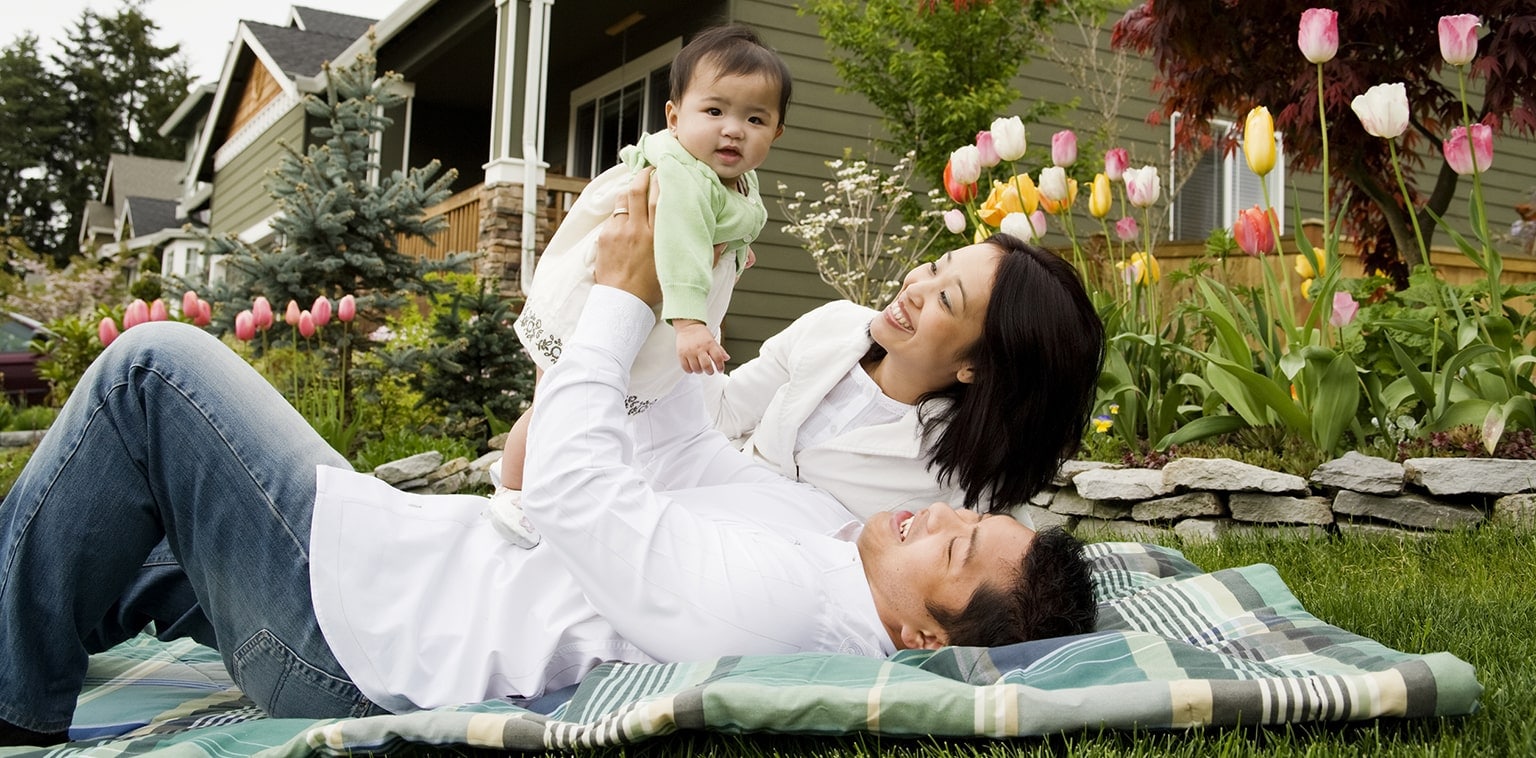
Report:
0,311,51,405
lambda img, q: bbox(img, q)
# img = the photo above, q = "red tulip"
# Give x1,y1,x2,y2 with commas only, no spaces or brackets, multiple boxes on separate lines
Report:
194,299,213,327
312,296,332,327
234,310,256,341
98,317,119,347
123,299,149,330
285,300,301,326
943,160,977,204
1233,205,1278,256
181,290,200,318
337,294,357,323
298,311,316,338
252,296,274,330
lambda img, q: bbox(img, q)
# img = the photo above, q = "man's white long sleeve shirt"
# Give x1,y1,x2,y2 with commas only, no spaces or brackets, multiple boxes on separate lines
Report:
308,286,893,713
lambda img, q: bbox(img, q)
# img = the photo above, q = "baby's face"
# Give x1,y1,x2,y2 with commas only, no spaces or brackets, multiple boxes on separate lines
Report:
665,64,783,183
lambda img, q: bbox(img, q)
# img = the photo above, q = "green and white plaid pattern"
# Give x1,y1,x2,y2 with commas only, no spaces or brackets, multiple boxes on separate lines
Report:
2,542,1480,757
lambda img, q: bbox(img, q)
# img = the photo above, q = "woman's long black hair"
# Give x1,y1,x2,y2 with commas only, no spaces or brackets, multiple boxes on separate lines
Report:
911,233,1104,512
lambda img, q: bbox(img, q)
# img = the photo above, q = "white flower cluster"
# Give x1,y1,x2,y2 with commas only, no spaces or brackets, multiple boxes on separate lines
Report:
778,150,945,308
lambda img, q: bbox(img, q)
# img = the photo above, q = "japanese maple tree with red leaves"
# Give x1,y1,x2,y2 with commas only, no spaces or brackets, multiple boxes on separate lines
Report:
1114,1,1536,281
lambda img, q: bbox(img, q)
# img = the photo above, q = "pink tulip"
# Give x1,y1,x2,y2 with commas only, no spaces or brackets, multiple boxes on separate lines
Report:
1114,216,1139,242
98,317,119,347
1104,148,1128,182
312,296,332,327
1233,205,1278,256
1298,9,1338,64
298,310,316,338
234,310,256,341
252,296,274,330
194,299,212,327
149,300,169,322
123,299,149,330
181,290,200,318
943,208,966,235
285,300,301,326
338,294,357,323
975,130,1000,168
1051,130,1077,167
1330,292,1360,327
1438,14,1480,66
1443,123,1493,175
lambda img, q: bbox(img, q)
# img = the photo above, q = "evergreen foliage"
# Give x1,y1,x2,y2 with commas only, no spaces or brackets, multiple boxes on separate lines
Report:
409,283,534,439
801,0,1077,181
0,36,69,268
204,42,474,340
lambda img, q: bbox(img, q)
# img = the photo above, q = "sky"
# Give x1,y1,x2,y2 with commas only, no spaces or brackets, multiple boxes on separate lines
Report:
7,0,390,84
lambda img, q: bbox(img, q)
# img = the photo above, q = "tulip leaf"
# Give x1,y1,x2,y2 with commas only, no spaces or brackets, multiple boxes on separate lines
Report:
1278,350,1306,381
1376,318,1433,337
1382,376,1418,412
1438,344,1499,421
1456,321,1480,350
1310,353,1360,457
1503,396,1536,430
1484,315,1515,351
1482,404,1506,455
1205,364,1268,427
1434,398,1494,433
1196,280,1252,366
1386,337,1435,408
1205,355,1309,432
1158,414,1248,449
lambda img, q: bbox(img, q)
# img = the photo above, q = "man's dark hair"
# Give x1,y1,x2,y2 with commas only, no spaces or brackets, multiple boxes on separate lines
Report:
914,233,1105,513
928,526,1096,647
670,24,793,124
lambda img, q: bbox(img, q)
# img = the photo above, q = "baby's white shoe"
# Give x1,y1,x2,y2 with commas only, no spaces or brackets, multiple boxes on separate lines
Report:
487,488,541,548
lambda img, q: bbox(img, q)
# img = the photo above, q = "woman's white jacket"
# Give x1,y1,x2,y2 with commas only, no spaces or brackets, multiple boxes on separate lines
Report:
702,300,989,520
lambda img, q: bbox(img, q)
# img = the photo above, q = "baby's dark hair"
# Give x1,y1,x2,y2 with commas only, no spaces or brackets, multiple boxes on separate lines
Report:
670,24,792,124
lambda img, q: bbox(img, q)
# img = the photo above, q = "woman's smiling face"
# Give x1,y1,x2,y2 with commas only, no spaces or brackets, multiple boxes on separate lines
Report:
868,242,1003,396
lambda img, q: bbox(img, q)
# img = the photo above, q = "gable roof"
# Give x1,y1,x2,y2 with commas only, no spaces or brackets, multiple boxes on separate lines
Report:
290,6,375,39
122,196,184,237
101,155,184,216
246,20,363,79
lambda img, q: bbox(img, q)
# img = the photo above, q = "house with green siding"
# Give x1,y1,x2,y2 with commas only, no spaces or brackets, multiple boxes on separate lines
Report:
164,0,1536,364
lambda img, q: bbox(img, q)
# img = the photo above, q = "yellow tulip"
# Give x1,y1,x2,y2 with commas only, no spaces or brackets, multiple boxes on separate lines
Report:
1244,106,1276,177
1118,251,1161,286
1089,173,1112,219
1294,251,1327,279
977,174,1039,227
1301,278,1316,300
1040,178,1078,215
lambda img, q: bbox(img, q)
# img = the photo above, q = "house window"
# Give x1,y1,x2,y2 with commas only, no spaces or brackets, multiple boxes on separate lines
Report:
1170,115,1285,241
568,40,680,178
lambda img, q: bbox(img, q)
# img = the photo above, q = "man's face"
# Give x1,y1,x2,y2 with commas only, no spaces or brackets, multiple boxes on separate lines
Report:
857,503,1036,650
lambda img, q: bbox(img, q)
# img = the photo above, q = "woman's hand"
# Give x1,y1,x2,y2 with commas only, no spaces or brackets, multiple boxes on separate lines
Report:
593,167,663,306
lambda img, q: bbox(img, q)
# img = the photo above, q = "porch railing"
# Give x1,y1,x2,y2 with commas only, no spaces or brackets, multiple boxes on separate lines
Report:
397,175,591,262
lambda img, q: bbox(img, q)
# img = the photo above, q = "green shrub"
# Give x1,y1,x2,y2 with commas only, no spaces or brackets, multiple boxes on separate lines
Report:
34,310,111,406
0,445,34,498
6,404,56,431
353,429,479,472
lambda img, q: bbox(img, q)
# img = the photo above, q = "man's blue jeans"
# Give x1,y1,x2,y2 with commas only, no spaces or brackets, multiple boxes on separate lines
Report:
0,322,381,733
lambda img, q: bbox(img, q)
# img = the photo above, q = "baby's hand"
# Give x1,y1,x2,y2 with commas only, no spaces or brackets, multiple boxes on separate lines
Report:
675,320,729,374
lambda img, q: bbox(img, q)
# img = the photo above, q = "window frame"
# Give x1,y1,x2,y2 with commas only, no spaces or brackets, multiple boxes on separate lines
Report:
566,39,681,178
1168,113,1286,242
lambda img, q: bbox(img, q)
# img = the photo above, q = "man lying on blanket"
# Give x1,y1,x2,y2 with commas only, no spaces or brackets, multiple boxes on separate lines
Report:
0,168,1094,748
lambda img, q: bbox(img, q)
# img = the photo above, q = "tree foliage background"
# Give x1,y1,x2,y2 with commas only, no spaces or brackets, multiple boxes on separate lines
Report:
0,0,191,266
1113,0,1536,280
802,0,1080,182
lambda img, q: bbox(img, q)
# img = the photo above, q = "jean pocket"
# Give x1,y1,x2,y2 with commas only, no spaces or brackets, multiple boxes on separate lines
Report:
229,629,377,718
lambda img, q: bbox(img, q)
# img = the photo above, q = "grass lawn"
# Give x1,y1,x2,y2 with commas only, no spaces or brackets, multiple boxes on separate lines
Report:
546,527,1534,757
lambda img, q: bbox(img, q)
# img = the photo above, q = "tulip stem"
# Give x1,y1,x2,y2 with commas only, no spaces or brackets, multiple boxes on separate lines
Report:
1316,63,1334,255
1388,140,1429,267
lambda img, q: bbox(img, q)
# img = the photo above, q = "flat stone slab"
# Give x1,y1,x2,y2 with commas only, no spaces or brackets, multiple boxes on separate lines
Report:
1309,451,1404,495
1072,468,1174,501
1051,460,1119,487
1132,492,1225,522
0,429,46,447
1493,494,1536,528
373,451,444,485
1161,457,1308,494
1333,490,1483,531
1172,518,1231,543
1015,504,1074,532
1404,457,1536,496
1229,493,1334,525
1074,517,1170,542
1048,488,1133,519
1337,521,1433,540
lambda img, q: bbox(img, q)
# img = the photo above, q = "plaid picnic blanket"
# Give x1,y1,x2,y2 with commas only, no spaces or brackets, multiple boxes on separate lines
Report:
1,542,1481,756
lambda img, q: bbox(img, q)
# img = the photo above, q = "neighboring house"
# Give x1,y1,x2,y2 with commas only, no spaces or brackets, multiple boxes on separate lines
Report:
173,1,1536,364
79,153,203,287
